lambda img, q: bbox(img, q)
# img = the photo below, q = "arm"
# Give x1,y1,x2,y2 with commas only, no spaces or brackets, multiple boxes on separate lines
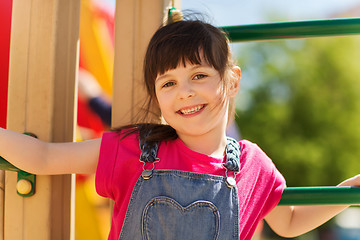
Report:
265,175,360,238
0,127,100,175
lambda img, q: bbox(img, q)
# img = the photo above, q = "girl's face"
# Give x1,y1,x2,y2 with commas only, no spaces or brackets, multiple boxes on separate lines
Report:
155,61,239,140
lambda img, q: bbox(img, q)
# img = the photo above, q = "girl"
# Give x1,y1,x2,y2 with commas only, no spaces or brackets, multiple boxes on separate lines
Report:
1,18,360,240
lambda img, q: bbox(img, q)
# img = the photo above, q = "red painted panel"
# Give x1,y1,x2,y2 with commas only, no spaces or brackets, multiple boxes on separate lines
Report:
0,0,13,128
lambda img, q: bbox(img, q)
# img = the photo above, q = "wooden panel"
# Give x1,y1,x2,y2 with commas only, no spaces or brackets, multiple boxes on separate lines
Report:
0,171,4,239
5,0,80,239
112,0,181,126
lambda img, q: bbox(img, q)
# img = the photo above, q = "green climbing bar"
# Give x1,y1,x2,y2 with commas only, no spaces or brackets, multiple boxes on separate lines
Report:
0,155,36,197
279,187,360,205
0,156,23,172
220,18,360,42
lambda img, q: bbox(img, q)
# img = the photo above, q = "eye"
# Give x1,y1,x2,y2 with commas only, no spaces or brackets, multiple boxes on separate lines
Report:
162,81,175,88
193,74,207,80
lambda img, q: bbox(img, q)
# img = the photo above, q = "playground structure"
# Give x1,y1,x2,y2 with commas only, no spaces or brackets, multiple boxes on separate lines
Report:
0,0,180,239
0,0,360,239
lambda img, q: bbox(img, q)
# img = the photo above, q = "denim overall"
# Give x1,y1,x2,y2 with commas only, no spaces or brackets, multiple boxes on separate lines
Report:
118,136,241,240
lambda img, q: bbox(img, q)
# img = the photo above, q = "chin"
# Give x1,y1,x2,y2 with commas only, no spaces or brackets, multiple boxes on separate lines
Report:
176,127,212,138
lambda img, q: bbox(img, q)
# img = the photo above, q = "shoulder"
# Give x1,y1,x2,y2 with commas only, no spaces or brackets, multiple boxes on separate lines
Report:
96,130,141,199
99,130,141,165
239,140,272,168
239,139,284,182
238,140,286,217
101,130,139,148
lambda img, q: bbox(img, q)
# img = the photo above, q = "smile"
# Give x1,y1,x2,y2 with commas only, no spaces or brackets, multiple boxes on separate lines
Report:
178,104,206,115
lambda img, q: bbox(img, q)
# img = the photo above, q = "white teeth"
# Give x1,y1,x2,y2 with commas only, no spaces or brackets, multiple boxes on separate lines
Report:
180,105,204,115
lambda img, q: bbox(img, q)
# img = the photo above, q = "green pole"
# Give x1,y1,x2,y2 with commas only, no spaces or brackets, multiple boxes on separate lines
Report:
220,18,360,42
279,187,360,205
0,156,23,172
0,155,36,197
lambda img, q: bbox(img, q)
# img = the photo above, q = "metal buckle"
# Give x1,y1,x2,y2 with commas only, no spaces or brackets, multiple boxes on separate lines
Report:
140,158,160,180
223,164,238,188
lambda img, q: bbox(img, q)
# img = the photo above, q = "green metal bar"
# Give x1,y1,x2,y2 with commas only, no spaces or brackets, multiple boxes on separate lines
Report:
220,18,360,42
0,156,23,172
278,187,360,205
17,171,36,197
0,131,37,197
0,132,36,172
0,155,36,197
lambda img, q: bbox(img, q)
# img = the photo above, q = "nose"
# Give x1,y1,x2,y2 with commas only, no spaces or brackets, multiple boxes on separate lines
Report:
177,81,195,100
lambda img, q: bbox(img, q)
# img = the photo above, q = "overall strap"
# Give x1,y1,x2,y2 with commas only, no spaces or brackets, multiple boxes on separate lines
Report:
224,137,241,172
139,128,159,163
139,134,241,171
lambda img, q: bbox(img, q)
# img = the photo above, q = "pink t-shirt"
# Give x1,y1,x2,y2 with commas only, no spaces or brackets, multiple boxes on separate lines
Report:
96,131,286,240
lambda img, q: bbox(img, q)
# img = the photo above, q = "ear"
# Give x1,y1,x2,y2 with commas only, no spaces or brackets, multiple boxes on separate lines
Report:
228,66,241,97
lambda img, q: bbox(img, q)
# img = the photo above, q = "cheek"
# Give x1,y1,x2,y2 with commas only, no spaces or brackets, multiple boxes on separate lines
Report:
212,87,229,113
155,93,170,113
208,84,224,103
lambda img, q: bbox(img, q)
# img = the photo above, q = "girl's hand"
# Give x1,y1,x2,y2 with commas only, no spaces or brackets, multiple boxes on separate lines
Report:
265,174,360,238
338,174,360,187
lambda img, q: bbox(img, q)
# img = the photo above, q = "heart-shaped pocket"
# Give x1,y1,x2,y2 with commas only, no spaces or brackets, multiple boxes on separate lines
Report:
142,196,220,240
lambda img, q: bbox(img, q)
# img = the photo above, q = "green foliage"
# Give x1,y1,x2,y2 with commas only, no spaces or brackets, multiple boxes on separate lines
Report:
235,36,360,186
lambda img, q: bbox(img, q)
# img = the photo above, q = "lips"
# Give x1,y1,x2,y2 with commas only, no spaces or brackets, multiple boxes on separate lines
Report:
178,104,206,115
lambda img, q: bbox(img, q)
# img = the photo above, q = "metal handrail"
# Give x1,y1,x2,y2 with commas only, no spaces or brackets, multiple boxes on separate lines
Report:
0,156,23,172
220,18,360,42
279,187,360,205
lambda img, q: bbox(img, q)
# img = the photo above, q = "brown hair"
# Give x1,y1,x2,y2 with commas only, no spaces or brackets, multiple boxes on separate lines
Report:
114,19,236,143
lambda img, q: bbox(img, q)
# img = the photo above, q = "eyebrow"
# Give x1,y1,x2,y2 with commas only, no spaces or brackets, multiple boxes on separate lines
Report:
155,64,211,82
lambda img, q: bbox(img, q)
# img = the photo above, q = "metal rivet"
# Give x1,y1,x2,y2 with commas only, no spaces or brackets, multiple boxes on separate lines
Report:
142,170,153,180
225,177,236,188
16,179,32,195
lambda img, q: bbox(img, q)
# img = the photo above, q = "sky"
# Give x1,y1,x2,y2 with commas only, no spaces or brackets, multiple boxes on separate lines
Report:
181,0,360,26
96,1,360,26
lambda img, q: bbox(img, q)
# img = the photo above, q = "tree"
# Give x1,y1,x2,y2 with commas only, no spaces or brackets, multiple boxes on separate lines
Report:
235,36,360,187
